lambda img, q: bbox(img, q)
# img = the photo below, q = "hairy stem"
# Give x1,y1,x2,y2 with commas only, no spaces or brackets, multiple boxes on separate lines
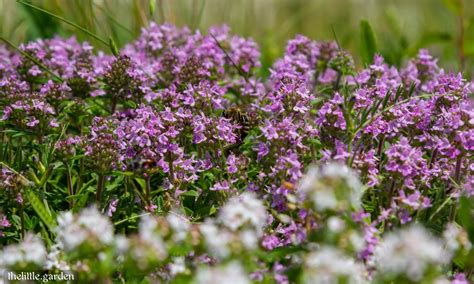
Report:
145,174,152,205
449,155,463,222
19,203,25,239
65,162,74,208
96,174,106,204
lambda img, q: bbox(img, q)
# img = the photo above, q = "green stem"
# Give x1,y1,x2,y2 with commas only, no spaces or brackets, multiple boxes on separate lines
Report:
167,152,175,184
449,155,463,222
111,97,118,114
131,178,147,205
19,203,25,239
96,174,106,204
114,212,150,226
145,174,152,205
386,180,395,208
65,162,74,208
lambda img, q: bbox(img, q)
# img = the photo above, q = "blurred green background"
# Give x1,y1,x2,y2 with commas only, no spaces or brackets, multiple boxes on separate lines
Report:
1,0,474,76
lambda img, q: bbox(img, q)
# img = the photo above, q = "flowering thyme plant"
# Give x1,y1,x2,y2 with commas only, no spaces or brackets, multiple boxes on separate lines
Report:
0,23,473,283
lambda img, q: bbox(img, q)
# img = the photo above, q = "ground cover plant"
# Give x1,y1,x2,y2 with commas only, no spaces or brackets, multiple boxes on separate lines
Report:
0,10,473,284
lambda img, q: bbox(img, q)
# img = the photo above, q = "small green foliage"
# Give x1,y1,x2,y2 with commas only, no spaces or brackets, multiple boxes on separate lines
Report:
359,20,378,66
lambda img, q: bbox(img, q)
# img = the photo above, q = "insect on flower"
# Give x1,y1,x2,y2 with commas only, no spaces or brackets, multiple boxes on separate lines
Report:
126,157,158,173
223,106,260,142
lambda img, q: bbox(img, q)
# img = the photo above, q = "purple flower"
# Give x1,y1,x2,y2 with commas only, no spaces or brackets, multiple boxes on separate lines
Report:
385,137,429,189
261,120,279,140
226,154,238,174
107,198,118,217
210,180,231,191
1,215,11,228
261,235,280,250
16,193,23,204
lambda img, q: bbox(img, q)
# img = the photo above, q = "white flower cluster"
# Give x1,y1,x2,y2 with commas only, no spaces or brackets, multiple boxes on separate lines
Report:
167,212,191,242
56,206,114,252
218,192,267,233
195,261,250,284
168,256,186,277
374,225,451,281
299,162,363,212
201,192,268,258
115,214,169,271
137,214,168,259
442,222,472,253
200,221,234,259
45,244,70,270
0,233,47,269
302,246,366,284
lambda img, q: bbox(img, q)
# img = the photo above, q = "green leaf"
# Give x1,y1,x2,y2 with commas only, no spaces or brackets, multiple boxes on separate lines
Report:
257,245,306,262
181,190,199,197
209,205,217,215
149,0,156,16
109,36,120,56
359,20,378,66
458,196,474,243
182,206,194,217
26,189,57,231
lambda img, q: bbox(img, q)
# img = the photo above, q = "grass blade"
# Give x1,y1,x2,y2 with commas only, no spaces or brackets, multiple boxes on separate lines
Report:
359,20,378,66
17,0,116,54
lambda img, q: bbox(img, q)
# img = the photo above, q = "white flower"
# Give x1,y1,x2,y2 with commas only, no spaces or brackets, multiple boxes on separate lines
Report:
169,257,186,276
137,215,168,260
327,216,346,233
195,261,249,284
56,206,114,252
349,231,365,252
374,225,450,281
167,212,191,242
114,236,130,254
218,192,267,234
240,229,259,250
443,222,472,252
45,244,70,270
0,233,47,268
200,221,231,259
299,162,362,212
303,246,366,284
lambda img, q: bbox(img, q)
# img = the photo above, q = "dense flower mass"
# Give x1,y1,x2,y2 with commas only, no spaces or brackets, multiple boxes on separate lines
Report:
0,23,473,283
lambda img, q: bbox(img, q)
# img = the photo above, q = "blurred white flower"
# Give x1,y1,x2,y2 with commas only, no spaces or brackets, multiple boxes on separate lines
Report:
218,192,267,234
443,222,472,252
240,229,259,250
303,246,366,284
45,244,70,270
200,221,232,259
299,162,362,212
169,256,186,276
374,225,450,281
138,215,168,260
195,261,249,284
327,216,346,233
167,212,191,242
56,206,114,252
0,233,47,268
115,235,130,254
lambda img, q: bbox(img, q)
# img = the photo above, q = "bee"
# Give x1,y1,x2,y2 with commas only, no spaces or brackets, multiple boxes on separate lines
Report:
126,157,157,173
222,106,259,155
223,106,259,143
282,180,296,191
